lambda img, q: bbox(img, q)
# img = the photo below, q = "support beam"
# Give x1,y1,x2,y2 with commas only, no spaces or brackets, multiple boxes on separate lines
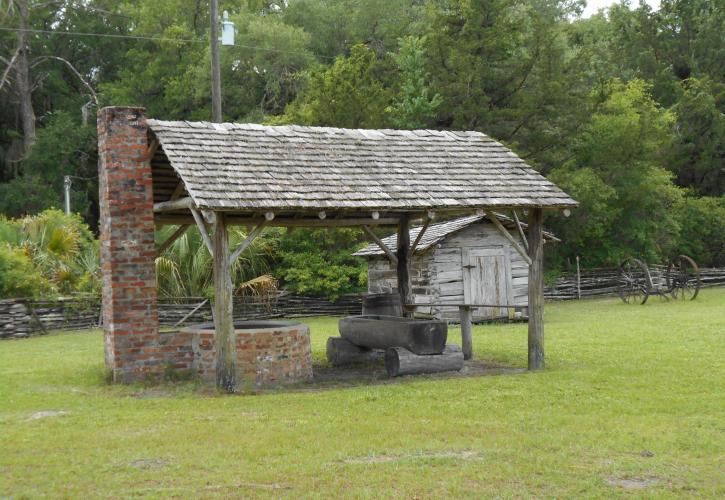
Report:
459,305,473,360
153,196,192,212
527,208,545,370
485,210,532,266
213,213,235,391
396,214,411,314
230,219,267,264
512,209,529,251
156,224,189,256
190,207,214,257
409,216,430,258
362,225,398,265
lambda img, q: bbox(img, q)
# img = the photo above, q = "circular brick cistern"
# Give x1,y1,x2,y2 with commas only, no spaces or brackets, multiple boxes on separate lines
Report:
181,320,313,388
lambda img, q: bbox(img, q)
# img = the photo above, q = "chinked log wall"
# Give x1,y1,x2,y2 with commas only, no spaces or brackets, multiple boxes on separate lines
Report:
2,269,724,340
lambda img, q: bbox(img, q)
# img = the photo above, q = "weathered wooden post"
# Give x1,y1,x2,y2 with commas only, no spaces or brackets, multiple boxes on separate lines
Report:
459,305,473,360
396,214,411,315
527,208,545,370
212,212,236,391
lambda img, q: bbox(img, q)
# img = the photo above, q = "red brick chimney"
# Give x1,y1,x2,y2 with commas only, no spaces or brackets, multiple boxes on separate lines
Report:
97,107,160,382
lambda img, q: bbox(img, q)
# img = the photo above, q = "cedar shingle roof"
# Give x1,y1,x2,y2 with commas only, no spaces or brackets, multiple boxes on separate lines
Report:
147,120,577,212
353,214,558,257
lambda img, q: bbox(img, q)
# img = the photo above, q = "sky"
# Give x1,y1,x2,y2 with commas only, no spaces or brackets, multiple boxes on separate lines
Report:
581,0,661,18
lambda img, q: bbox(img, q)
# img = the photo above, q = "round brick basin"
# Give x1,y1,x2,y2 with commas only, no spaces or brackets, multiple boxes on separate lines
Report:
181,320,313,388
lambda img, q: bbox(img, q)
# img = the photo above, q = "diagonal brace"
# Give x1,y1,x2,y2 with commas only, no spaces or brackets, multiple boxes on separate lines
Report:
485,210,532,266
190,207,214,257
230,219,268,264
156,224,189,257
362,225,398,265
408,216,431,258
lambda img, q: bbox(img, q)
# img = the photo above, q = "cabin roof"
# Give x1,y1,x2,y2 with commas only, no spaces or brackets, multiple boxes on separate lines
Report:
147,119,577,213
353,213,558,257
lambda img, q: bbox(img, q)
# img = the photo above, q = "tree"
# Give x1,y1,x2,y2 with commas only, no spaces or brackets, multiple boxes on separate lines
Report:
548,79,683,267
424,0,587,170
278,44,393,128
668,77,725,196
387,36,442,129
673,195,725,267
273,228,368,300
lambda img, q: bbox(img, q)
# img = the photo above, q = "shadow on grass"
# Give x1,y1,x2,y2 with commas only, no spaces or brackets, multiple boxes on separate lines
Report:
113,358,525,400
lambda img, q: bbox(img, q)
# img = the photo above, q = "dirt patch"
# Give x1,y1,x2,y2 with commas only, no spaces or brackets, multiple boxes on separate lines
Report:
309,359,523,390
129,459,169,470
342,449,484,464
605,476,660,489
26,410,69,421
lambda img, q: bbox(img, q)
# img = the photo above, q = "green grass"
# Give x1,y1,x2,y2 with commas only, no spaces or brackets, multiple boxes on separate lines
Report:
1,290,724,498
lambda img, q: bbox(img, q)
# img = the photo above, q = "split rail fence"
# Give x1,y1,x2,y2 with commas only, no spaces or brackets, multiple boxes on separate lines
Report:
0,292,364,340
2,268,724,340
544,266,725,300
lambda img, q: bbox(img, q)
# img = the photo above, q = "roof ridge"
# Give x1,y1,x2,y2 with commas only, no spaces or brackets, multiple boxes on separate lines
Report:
147,118,489,138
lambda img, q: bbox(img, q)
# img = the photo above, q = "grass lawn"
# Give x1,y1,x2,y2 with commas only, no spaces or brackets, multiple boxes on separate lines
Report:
1,289,724,497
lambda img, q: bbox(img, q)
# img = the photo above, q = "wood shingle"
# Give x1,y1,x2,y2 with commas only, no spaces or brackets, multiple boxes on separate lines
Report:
147,119,577,212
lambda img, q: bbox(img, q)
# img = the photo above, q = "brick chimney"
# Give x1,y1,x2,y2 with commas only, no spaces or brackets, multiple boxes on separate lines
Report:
97,107,160,382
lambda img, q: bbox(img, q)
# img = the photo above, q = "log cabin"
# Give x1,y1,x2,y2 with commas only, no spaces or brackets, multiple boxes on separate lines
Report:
355,214,558,322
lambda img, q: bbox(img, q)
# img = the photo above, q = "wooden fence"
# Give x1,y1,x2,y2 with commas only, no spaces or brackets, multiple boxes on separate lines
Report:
544,266,725,300
1,292,363,340
2,268,723,340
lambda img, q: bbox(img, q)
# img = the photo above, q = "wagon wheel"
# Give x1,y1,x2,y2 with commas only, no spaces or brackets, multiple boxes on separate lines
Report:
666,255,701,300
618,258,650,305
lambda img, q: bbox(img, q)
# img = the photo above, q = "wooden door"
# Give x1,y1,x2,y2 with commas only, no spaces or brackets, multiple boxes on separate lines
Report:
462,248,512,319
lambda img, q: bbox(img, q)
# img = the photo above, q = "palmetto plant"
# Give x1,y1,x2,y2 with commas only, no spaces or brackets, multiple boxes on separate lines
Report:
154,225,278,299
0,209,100,296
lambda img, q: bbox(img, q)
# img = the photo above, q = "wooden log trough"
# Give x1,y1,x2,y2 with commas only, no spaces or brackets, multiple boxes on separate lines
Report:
329,313,464,377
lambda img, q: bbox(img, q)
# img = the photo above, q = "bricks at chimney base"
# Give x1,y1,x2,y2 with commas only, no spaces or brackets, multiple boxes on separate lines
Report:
98,106,161,382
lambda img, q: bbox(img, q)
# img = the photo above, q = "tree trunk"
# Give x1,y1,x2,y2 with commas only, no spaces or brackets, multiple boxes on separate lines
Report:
527,208,544,370
213,212,235,391
385,345,464,377
16,0,35,150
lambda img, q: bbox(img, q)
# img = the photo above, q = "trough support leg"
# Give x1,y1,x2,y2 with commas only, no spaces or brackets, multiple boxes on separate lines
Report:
459,306,473,360
527,208,545,370
396,214,411,316
213,212,236,392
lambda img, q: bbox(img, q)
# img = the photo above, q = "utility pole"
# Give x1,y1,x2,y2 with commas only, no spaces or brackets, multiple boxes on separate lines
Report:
210,0,222,123
63,176,72,215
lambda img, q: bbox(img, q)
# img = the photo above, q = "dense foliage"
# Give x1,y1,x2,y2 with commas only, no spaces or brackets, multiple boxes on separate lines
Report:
0,210,99,297
1,0,723,297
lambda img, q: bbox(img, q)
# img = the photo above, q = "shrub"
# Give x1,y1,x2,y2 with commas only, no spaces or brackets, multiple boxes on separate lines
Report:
0,245,52,298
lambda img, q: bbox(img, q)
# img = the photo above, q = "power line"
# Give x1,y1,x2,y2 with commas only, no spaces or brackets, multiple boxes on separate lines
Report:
0,26,335,60
0,26,205,44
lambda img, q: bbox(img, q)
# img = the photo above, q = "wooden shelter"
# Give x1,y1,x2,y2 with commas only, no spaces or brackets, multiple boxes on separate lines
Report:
97,107,576,391
355,214,559,322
